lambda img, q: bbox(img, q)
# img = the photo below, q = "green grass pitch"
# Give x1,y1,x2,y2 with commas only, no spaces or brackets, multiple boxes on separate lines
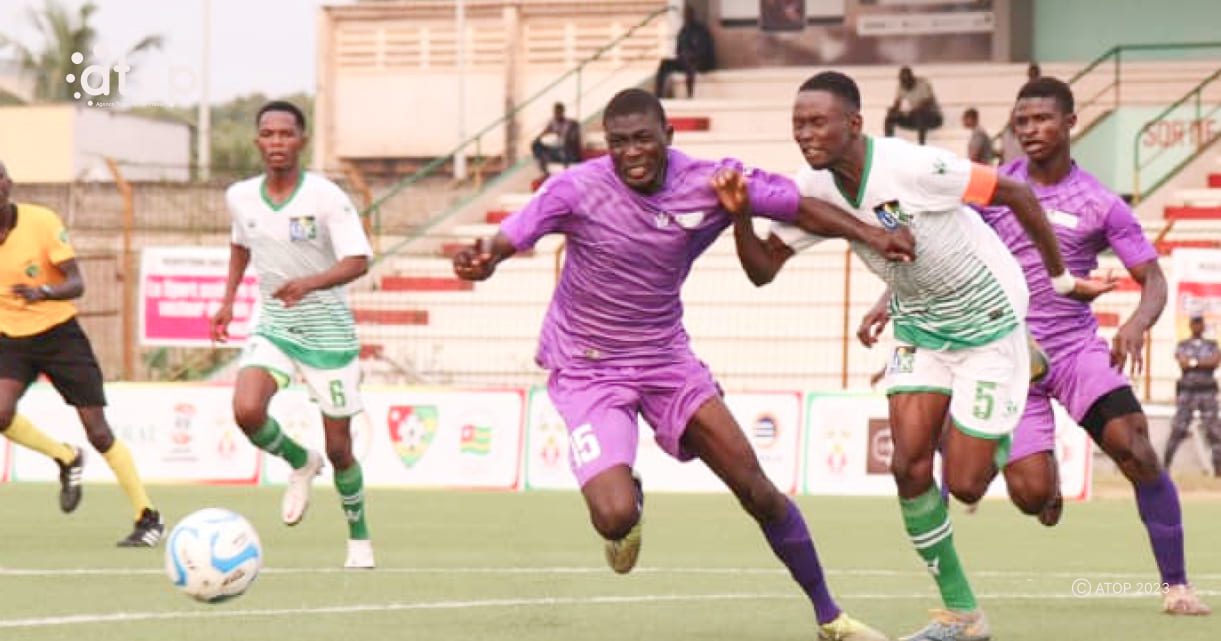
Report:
0,482,1218,640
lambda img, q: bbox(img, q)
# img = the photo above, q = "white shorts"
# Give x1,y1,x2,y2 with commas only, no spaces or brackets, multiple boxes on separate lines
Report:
884,325,1030,439
239,335,364,418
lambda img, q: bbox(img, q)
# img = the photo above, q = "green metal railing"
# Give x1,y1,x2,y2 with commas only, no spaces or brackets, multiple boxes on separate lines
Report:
363,6,671,262
1132,67,1221,203
1071,42,1221,118
993,42,1221,150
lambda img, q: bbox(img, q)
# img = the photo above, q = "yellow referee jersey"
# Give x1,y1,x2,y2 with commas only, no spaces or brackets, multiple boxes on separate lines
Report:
0,203,78,337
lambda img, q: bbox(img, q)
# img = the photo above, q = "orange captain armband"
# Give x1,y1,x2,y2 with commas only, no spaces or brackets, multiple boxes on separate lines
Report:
962,163,998,205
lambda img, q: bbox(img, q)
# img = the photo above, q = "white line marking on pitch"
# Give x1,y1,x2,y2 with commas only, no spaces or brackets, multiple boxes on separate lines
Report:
3,566,1220,581
3,589,1220,629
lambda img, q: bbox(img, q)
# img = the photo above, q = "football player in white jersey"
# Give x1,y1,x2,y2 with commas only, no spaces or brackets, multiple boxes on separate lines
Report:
716,72,1108,641
211,101,375,569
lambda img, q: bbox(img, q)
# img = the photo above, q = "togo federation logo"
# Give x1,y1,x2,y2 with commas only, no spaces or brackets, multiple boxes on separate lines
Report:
388,405,438,468
289,216,317,241
873,200,907,230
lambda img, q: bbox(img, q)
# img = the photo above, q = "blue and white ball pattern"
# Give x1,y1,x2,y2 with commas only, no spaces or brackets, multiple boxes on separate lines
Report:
164,508,263,603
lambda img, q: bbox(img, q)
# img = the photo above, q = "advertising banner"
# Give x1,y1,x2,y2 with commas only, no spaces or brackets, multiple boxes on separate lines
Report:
524,388,802,493
11,384,260,484
139,246,258,347
802,392,1091,500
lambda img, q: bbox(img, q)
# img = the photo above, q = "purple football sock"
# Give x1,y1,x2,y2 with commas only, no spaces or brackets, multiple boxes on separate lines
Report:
762,498,842,624
1135,471,1187,586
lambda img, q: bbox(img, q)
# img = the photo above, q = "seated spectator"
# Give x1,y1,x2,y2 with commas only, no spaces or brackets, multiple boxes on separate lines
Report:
962,108,995,164
531,102,581,176
884,66,943,145
653,5,715,99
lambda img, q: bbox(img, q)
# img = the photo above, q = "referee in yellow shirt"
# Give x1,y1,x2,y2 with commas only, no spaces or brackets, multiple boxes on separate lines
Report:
0,161,162,547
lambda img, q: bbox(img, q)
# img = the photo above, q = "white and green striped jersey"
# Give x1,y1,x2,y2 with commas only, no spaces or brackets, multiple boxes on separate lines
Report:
226,171,371,369
772,136,1028,350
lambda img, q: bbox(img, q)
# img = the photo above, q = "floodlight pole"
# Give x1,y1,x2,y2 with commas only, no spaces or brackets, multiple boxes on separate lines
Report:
454,0,468,181
197,0,212,181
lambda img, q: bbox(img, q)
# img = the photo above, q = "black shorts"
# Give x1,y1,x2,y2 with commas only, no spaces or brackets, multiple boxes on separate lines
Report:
0,317,107,407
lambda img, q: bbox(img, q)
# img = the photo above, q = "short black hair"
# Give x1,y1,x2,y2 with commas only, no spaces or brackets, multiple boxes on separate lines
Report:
1017,76,1074,114
798,71,861,112
963,107,979,119
256,100,307,131
603,88,667,127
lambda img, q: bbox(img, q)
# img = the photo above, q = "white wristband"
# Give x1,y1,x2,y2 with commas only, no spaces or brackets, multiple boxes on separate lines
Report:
1050,271,1075,295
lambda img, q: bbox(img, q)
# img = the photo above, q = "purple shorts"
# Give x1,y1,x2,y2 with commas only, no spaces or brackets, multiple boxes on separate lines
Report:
546,353,721,487
1008,335,1130,463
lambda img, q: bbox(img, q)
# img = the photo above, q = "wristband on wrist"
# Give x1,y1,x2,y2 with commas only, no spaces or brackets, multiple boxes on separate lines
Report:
1050,271,1075,295
38,284,54,299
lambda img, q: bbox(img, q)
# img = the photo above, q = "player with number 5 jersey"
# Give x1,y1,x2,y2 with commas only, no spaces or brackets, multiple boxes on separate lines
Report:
211,101,375,569
730,72,1109,641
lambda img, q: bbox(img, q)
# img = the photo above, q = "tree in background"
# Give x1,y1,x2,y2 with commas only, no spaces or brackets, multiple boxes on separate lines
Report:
133,92,314,180
0,0,162,102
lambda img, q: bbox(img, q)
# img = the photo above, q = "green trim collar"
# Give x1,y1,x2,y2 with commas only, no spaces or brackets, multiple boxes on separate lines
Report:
260,170,306,211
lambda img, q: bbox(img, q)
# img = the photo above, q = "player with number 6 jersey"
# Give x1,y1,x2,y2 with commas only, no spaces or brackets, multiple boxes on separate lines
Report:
211,101,375,569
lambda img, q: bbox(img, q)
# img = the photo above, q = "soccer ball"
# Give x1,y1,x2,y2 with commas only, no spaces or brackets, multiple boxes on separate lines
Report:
164,508,263,603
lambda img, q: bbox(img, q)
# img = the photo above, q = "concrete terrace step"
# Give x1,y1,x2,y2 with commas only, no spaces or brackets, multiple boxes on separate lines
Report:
1172,188,1221,206
669,116,711,132
379,276,473,292
352,308,430,325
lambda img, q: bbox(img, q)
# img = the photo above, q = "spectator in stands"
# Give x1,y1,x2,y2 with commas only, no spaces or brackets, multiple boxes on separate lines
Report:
531,102,582,177
1000,63,1043,162
1164,313,1221,474
962,107,995,164
653,4,716,99
884,67,943,145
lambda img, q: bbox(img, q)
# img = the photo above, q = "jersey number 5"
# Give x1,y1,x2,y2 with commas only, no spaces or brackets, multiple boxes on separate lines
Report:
972,381,997,420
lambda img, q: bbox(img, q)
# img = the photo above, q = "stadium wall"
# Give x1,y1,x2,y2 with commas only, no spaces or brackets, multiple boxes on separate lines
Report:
1033,0,1221,62
3,382,1103,498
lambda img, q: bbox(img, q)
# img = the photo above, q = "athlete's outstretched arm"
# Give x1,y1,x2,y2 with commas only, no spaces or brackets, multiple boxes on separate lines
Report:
712,168,912,286
1111,259,1167,374
453,233,517,282
991,176,1113,301
712,168,795,285
795,198,915,262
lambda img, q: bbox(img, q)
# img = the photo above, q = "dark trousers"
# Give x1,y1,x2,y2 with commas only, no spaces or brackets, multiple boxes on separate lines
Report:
655,57,696,99
885,106,944,144
1164,387,1221,473
531,140,577,174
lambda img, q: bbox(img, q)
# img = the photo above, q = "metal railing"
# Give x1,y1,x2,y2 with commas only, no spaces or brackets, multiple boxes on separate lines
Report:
993,42,1221,151
1132,67,1221,203
363,6,671,262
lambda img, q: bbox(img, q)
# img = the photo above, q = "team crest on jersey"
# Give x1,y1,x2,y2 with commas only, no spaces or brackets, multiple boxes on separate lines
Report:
289,216,317,241
654,212,670,229
24,263,39,278
873,200,907,230
889,345,916,375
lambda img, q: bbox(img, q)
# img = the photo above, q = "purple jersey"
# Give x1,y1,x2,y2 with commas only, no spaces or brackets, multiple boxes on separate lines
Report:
501,148,799,370
975,159,1157,356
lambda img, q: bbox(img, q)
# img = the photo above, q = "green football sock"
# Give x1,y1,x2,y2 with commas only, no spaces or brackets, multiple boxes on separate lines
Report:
335,463,369,540
901,485,978,611
249,417,308,469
